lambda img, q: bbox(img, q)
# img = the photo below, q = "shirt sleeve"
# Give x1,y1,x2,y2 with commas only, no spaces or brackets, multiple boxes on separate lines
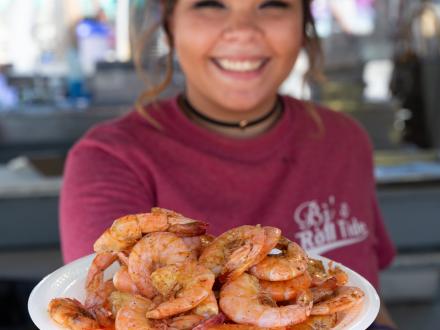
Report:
59,143,154,263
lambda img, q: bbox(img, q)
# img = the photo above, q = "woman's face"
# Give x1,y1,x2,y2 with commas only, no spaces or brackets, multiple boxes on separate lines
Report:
170,0,304,118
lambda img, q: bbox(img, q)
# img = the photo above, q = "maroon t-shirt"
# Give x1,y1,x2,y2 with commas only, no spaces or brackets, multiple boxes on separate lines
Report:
60,95,395,288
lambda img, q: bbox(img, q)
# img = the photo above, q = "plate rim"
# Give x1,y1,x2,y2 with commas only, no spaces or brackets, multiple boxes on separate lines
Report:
28,254,95,330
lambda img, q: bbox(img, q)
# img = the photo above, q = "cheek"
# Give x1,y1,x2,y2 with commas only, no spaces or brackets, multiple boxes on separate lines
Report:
269,21,303,58
175,42,210,84
174,24,215,68
174,37,196,67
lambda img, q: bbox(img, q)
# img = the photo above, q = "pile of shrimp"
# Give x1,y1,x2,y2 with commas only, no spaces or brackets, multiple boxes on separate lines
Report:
48,207,365,330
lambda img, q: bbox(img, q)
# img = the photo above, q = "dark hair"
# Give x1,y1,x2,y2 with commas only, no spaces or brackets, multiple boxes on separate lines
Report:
135,0,324,132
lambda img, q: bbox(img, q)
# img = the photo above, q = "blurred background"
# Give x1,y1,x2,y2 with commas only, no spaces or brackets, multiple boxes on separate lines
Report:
0,0,440,329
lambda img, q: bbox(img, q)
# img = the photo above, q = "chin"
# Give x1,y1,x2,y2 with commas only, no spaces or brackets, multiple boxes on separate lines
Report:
219,100,262,112
216,92,272,111
233,100,275,113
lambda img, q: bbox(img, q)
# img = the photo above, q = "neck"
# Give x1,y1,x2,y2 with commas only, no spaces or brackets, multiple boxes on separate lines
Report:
179,95,283,139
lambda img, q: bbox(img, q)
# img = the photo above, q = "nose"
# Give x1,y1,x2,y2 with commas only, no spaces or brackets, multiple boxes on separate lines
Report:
221,12,262,42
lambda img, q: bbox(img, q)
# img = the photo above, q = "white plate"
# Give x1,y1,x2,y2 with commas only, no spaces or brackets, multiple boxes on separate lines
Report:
28,253,379,330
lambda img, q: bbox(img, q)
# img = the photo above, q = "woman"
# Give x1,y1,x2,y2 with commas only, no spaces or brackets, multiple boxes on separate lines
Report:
61,0,397,328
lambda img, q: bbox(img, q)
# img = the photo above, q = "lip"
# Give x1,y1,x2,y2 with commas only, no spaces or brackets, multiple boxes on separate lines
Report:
210,57,270,80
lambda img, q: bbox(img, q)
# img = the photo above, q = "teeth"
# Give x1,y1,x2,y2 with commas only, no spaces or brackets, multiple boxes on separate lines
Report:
217,59,264,72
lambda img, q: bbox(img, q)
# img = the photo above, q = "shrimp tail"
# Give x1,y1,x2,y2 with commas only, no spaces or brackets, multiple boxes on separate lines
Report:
311,286,364,315
169,220,209,237
192,313,226,330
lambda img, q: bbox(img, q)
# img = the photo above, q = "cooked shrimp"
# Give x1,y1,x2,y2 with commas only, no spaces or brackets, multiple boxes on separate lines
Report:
306,259,349,290
84,253,122,326
286,314,337,330
94,208,208,253
193,290,219,318
117,251,130,267
191,313,226,330
48,298,101,330
182,234,215,258
262,227,283,250
311,286,364,315
167,314,205,329
150,262,203,314
200,234,216,246
327,266,348,286
253,227,282,264
145,262,215,319
260,272,312,302
128,232,197,298
113,266,139,295
310,277,338,304
84,279,115,327
115,294,165,330
205,324,286,330
219,273,312,327
250,238,307,281
182,236,204,256
151,264,181,298
109,291,137,315
308,264,349,304
86,252,118,293
199,225,266,283
306,259,328,286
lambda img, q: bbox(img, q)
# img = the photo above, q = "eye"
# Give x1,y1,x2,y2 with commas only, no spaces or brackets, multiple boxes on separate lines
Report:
260,0,290,9
192,0,225,9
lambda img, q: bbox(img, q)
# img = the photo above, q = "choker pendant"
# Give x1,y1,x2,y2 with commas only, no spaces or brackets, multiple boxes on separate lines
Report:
180,95,282,130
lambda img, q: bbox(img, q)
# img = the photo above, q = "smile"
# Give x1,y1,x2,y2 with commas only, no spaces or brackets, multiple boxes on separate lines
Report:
213,58,268,73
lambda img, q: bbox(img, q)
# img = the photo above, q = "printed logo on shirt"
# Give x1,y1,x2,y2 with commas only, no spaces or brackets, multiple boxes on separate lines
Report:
293,196,369,255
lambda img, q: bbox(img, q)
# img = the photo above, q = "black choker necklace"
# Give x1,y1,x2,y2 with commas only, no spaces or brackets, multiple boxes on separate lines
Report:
180,95,282,129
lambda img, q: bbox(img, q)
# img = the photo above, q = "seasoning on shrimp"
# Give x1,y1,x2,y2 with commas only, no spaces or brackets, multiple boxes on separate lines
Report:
219,273,312,327
113,265,140,295
328,266,349,286
128,231,197,298
145,261,215,319
109,291,140,315
94,208,208,253
84,279,115,327
193,290,219,318
48,298,101,330
199,225,266,283
310,277,339,304
286,314,338,330
307,258,328,286
260,272,312,302
311,286,365,315
85,252,118,293
115,294,165,330
205,323,287,329
309,267,349,303
250,238,308,282
84,252,120,327
166,314,205,329
254,226,283,264
191,313,226,330
182,234,215,258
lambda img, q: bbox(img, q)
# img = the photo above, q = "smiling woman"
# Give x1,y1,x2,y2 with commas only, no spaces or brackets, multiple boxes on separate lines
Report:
60,0,397,329
171,0,304,121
